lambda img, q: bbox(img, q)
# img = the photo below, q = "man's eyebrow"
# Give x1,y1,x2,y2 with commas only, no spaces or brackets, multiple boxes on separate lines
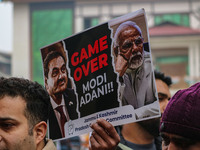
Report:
52,67,59,71
0,117,16,122
123,39,132,43
61,64,66,68
158,92,168,98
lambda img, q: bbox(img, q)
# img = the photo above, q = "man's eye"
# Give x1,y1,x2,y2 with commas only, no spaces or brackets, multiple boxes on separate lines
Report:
61,66,66,73
0,123,14,130
158,97,164,101
135,37,143,45
122,42,132,49
52,70,58,77
173,138,197,149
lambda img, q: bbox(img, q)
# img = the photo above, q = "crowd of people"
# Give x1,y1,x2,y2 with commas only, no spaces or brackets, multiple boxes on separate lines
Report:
1,73,199,150
0,21,199,150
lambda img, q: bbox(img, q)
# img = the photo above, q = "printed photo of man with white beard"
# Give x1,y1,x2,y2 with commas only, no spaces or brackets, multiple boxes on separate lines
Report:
113,21,158,119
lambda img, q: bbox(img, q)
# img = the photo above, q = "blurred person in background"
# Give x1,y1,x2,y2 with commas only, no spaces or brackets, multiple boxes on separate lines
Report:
115,70,172,150
154,70,172,119
154,70,172,150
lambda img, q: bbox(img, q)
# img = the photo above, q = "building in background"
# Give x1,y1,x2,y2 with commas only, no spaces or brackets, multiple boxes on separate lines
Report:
150,22,200,92
0,51,11,77
8,0,200,91
0,2,12,78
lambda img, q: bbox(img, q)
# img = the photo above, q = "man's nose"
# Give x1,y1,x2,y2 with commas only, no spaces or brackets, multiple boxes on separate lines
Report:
161,99,169,113
58,71,64,79
163,99,169,111
168,143,181,150
131,43,139,53
58,74,62,79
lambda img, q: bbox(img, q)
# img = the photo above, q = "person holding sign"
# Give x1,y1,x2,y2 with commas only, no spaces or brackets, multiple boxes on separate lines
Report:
113,21,157,117
44,50,78,139
0,77,120,150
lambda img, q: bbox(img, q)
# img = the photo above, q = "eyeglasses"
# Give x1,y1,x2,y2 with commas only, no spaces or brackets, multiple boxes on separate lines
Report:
134,36,144,46
121,36,143,50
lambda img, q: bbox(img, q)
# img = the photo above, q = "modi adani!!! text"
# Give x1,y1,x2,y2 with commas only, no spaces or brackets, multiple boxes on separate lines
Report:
80,73,114,107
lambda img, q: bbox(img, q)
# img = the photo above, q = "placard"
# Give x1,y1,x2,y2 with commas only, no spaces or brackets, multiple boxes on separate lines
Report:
41,8,160,141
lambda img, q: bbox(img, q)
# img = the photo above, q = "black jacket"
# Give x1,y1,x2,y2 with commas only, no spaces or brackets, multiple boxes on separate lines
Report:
48,88,78,140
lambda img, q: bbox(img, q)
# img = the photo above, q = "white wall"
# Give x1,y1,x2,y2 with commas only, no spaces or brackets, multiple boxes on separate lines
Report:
12,3,31,79
0,2,13,53
75,0,200,30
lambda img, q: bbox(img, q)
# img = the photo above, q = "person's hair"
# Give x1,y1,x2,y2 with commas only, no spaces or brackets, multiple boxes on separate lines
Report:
43,51,66,78
154,70,172,87
0,77,50,135
113,21,142,51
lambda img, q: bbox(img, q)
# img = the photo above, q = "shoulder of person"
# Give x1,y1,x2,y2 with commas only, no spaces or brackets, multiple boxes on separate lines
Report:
64,88,75,95
42,139,57,150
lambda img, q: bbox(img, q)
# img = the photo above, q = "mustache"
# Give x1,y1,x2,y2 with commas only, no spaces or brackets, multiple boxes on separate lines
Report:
129,52,143,62
57,78,66,85
132,51,142,57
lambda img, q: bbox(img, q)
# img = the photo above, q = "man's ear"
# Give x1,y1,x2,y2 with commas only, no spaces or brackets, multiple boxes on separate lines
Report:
113,46,119,56
33,121,47,145
45,77,49,91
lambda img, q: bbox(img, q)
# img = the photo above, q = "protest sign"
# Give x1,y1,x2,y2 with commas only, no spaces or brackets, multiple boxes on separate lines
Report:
41,8,160,141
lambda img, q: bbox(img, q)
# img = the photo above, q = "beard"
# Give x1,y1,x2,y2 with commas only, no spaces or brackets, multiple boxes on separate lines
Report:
137,118,160,137
128,51,144,70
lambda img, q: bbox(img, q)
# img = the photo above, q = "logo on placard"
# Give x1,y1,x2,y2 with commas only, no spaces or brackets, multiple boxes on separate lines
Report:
68,121,74,135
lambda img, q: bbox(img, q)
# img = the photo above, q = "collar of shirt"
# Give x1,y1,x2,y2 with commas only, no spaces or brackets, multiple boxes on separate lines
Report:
50,95,65,109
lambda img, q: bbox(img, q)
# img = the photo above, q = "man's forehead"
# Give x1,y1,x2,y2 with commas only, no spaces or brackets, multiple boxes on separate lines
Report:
0,95,26,103
118,27,141,43
156,79,171,95
120,26,140,35
0,96,26,118
48,56,65,67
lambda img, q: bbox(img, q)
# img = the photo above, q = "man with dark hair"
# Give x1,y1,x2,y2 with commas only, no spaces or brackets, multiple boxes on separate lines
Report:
160,82,200,149
154,70,172,150
154,70,172,118
43,50,78,139
0,77,56,150
115,70,172,150
0,77,120,150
